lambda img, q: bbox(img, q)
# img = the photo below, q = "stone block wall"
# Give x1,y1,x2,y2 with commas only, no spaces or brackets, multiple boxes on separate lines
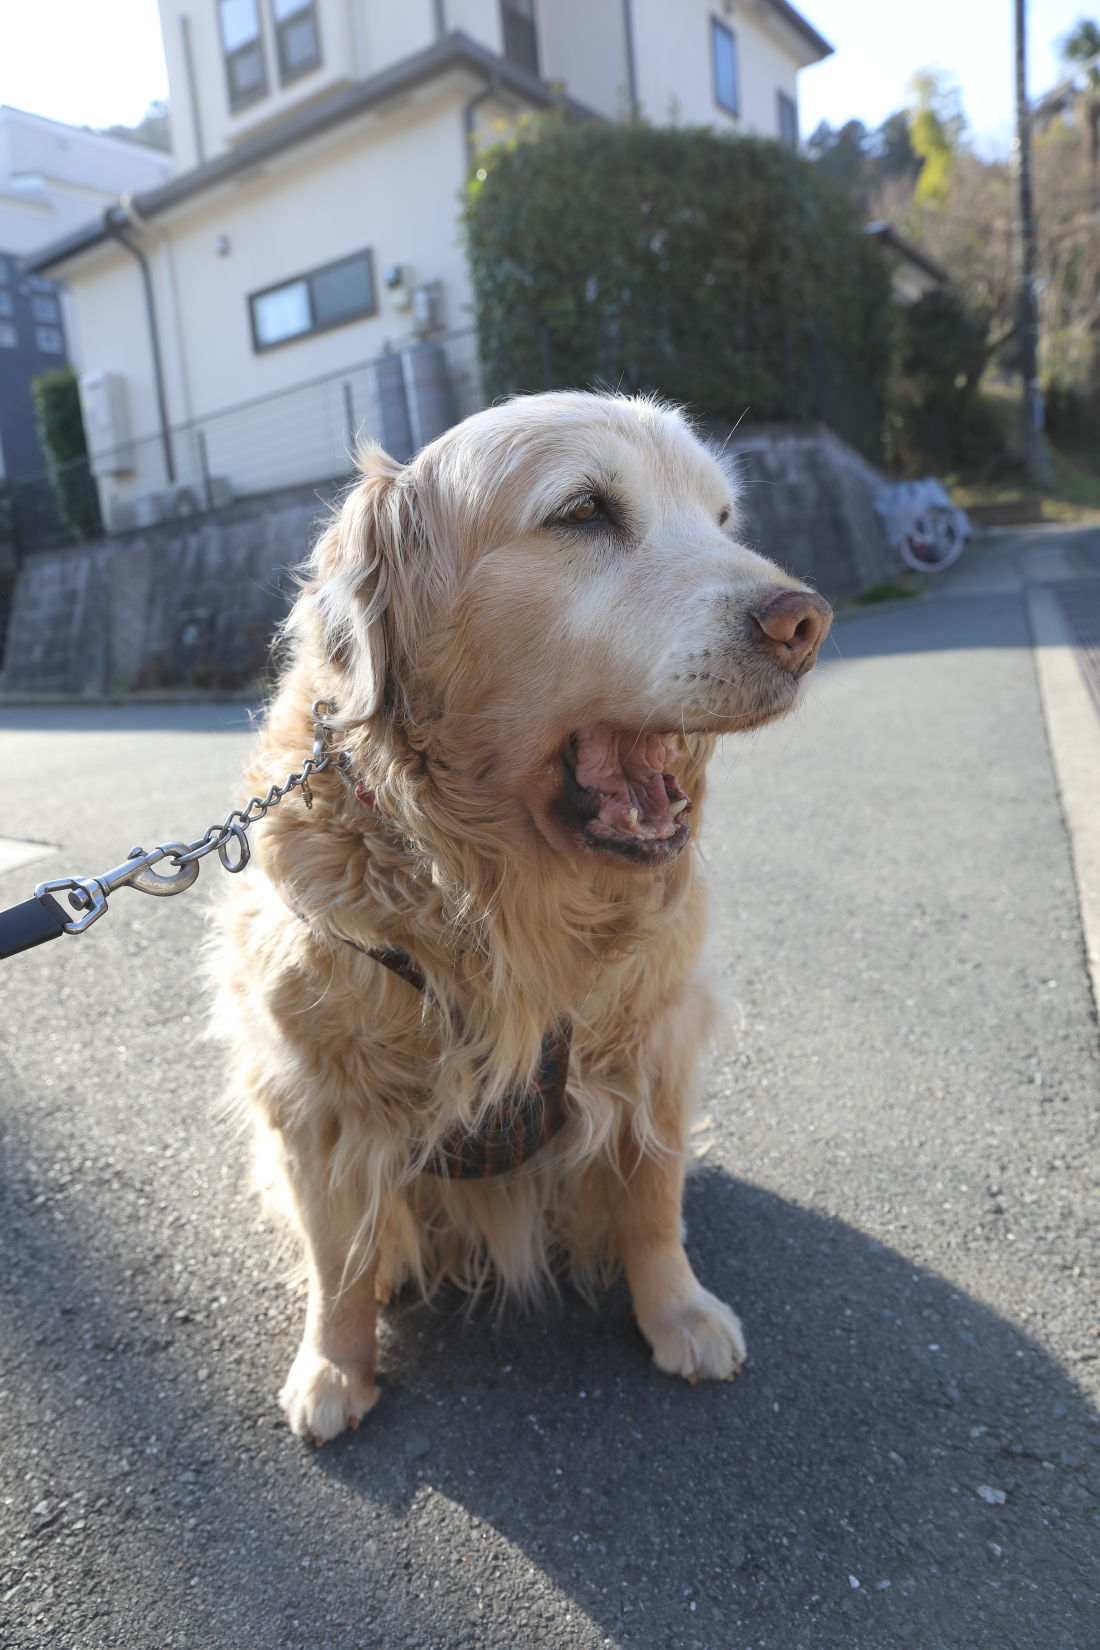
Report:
2,424,896,697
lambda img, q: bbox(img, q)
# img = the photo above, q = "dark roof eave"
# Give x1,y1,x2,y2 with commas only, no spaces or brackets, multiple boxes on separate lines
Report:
765,0,833,62
27,31,596,275
865,222,950,286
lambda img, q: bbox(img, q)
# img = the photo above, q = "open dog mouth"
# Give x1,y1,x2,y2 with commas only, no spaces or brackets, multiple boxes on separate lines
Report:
558,729,694,865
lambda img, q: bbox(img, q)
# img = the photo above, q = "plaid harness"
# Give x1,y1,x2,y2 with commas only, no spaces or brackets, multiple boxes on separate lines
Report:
282,896,571,1179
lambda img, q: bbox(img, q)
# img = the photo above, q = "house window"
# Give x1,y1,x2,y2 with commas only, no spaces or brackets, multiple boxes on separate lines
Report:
31,293,60,323
711,18,738,117
249,250,376,350
0,290,12,318
778,90,798,148
501,0,539,77
271,0,321,83
219,0,267,111
0,254,9,284
0,321,16,348
35,326,65,354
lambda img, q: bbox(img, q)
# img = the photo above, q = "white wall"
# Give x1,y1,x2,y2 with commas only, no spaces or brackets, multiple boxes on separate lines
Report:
630,0,805,136
158,0,364,170
536,0,631,119
67,88,477,512
446,0,504,56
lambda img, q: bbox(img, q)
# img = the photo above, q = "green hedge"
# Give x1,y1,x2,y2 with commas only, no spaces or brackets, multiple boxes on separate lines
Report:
464,119,892,457
31,367,102,541
885,289,1008,478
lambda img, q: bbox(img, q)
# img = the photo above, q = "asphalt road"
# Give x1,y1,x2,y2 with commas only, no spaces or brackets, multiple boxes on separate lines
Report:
1,529,1097,1650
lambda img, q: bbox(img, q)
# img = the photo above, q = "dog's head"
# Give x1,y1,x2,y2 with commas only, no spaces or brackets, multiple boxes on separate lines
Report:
292,392,830,871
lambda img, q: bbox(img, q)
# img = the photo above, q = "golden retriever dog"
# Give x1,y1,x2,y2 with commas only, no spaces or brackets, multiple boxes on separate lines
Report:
214,391,830,1444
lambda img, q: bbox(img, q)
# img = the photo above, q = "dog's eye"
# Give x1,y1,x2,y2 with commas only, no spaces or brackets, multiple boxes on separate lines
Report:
565,496,601,523
718,507,731,528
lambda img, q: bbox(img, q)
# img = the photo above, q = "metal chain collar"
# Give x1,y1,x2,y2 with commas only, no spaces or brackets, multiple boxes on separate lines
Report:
34,701,349,937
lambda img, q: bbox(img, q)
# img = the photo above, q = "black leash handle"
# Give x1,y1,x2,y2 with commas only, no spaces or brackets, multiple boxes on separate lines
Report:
0,893,72,960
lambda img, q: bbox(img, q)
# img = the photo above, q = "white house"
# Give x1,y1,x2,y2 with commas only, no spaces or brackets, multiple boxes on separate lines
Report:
0,107,174,484
28,0,832,529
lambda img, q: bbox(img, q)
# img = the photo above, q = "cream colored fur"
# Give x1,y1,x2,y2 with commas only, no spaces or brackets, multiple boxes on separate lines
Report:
212,392,823,1443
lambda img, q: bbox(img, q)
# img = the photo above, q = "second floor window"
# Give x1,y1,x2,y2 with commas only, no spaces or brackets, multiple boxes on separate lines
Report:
501,0,539,78
711,18,738,117
778,91,799,148
219,0,267,111
272,0,321,84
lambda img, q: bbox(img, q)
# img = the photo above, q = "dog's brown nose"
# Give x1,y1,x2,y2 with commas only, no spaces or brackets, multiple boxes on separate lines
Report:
749,589,832,675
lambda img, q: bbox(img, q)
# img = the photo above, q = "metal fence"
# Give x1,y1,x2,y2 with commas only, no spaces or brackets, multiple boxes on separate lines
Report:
2,326,484,553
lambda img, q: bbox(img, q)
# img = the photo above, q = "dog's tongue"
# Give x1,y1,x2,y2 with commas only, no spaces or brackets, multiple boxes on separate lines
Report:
573,729,689,841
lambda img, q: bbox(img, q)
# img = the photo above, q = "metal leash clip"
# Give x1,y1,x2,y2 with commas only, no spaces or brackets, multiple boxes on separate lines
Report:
36,843,202,935
0,701,350,959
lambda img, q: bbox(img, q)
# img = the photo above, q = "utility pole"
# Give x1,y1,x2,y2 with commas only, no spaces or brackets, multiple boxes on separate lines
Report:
1014,0,1052,486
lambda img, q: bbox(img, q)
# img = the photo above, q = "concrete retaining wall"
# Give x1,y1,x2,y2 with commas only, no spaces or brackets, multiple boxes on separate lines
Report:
1,424,896,696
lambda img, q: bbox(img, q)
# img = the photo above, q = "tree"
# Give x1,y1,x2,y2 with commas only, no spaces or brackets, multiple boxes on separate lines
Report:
97,100,171,154
1061,19,1100,174
909,71,966,203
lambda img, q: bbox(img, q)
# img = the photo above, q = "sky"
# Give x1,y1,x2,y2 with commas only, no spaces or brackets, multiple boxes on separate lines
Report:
0,0,1090,155
797,0,1094,156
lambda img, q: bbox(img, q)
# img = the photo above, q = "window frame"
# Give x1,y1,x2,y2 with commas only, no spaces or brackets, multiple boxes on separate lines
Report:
500,0,540,78
34,325,65,355
248,249,378,353
30,293,60,324
711,16,739,118
270,0,322,85
777,90,799,148
218,0,269,113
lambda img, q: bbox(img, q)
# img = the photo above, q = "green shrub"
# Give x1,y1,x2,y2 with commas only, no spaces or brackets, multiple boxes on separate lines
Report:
464,118,892,458
30,367,102,540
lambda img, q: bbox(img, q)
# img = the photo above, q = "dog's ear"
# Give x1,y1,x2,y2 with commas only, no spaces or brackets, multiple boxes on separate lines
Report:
292,445,440,722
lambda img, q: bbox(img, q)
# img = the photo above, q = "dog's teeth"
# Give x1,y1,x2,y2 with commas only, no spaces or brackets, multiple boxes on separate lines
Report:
627,806,640,830
668,798,689,817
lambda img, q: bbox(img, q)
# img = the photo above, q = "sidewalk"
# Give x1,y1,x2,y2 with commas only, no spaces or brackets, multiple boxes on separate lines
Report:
924,523,1100,1012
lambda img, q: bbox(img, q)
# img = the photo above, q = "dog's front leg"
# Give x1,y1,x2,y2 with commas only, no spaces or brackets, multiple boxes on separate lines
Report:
610,1082,745,1385
276,1130,383,1444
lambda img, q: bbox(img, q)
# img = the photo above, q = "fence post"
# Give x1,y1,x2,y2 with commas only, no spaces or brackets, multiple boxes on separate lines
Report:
343,381,355,450
196,429,213,512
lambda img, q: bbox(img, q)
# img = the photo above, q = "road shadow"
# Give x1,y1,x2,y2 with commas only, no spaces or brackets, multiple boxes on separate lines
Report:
310,1168,1097,1650
2,1096,1096,1650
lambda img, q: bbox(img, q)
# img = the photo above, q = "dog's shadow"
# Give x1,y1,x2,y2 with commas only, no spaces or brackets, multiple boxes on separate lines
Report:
309,1168,1099,1645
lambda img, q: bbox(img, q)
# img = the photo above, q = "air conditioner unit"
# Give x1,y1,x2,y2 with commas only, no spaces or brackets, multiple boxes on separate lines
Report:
80,370,133,477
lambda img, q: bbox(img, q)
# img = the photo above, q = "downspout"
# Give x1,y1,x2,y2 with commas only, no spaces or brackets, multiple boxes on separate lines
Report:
103,204,176,485
464,71,501,171
122,192,195,431
621,0,640,120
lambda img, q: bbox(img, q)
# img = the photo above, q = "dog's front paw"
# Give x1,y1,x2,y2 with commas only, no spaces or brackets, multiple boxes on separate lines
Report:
643,1287,746,1383
279,1347,380,1444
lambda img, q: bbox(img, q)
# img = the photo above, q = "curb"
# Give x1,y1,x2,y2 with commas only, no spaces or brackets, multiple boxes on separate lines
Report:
1027,585,1100,1027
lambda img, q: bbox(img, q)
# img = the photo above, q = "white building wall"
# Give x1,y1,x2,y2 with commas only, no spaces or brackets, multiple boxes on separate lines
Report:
158,0,365,170
629,0,803,136
535,0,631,119
446,0,504,56
69,89,477,514
360,0,436,74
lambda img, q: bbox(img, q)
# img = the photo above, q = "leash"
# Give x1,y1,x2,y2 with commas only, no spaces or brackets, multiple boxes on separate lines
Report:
0,701,573,1177
0,701,349,961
